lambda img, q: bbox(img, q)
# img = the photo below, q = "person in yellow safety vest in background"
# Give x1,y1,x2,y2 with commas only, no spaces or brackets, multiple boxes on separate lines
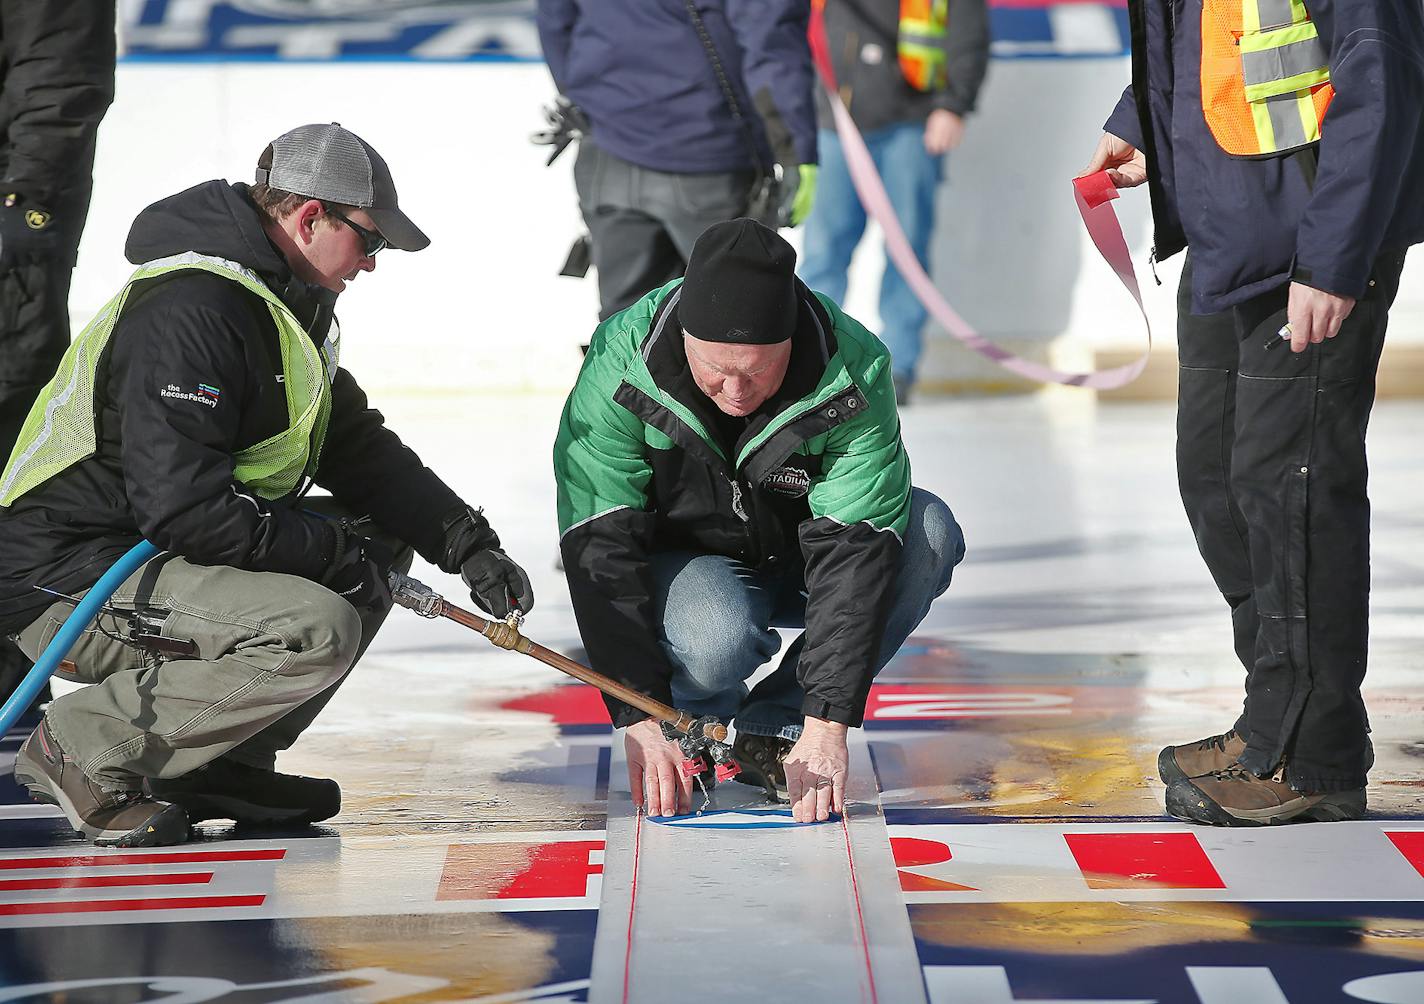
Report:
1081,0,1424,824
0,124,536,848
798,0,990,405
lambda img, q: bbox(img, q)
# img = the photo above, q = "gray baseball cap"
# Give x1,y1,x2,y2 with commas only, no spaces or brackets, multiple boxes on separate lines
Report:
255,123,429,252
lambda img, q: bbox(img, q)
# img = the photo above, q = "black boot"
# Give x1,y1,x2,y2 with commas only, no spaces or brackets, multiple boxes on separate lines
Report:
731,733,792,802
148,759,340,826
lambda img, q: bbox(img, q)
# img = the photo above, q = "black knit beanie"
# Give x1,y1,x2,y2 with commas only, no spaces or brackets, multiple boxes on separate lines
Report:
679,218,797,344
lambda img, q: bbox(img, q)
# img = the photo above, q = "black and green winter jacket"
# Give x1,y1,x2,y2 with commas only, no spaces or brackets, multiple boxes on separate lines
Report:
554,279,911,729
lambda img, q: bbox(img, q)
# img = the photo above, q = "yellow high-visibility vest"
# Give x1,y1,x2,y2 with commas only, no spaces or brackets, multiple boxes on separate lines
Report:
1,252,334,507
1201,0,1333,156
899,0,950,92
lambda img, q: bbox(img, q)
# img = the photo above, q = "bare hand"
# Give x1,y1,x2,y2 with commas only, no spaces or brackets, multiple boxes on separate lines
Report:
784,717,849,823
924,109,965,155
625,718,692,818
1079,132,1147,189
1287,281,1356,353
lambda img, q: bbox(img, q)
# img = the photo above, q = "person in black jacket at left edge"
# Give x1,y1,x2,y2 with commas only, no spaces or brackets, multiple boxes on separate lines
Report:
0,2,117,721
0,123,536,848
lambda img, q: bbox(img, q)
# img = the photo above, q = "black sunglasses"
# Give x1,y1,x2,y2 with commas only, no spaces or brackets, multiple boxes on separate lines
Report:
324,206,388,257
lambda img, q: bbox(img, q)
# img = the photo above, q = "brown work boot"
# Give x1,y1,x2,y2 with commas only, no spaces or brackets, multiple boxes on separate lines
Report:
1157,729,1247,786
13,719,189,847
1165,763,1366,826
732,732,792,803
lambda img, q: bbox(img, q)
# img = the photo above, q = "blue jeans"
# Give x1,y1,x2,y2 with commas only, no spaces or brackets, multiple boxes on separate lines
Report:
649,488,964,740
798,124,944,383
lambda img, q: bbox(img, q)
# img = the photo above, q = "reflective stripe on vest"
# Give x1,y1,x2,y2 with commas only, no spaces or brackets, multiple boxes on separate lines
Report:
0,252,333,507
899,0,950,92
1201,0,1333,157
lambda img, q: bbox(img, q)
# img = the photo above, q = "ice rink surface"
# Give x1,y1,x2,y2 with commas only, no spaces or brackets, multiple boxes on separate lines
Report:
3,5,1423,998
3,389,1423,1002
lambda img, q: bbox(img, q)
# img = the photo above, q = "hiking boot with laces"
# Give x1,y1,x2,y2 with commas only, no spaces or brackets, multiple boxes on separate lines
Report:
13,719,189,847
1165,762,1366,826
732,733,793,802
1157,729,1247,786
147,759,341,826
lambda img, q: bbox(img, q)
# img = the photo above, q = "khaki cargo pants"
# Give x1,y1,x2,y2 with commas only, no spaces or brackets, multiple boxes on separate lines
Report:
13,504,410,789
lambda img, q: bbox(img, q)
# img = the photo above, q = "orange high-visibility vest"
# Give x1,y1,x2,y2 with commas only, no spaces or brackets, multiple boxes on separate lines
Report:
1201,0,1333,156
899,0,950,92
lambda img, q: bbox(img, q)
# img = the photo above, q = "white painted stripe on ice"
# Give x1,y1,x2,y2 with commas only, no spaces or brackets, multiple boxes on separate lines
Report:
0,804,64,819
889,821,1424,903
589,734,926,1004
462,979,593,1003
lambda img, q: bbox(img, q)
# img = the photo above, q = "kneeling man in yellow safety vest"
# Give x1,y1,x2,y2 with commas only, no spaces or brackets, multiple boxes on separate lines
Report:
0,124,535,847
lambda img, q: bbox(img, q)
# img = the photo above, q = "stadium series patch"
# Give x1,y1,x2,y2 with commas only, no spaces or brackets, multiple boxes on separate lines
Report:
763,465,812,497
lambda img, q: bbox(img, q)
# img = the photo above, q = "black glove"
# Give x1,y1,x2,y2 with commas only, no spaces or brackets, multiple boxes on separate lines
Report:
441,506,535,619
0,190,61,270
530,95,591,166
322,519,392,610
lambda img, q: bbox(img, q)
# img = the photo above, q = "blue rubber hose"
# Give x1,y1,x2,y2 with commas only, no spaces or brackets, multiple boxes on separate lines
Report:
0,539,160,737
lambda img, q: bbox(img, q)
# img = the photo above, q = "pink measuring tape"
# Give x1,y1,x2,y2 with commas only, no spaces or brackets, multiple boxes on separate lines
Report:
809,8,1151,389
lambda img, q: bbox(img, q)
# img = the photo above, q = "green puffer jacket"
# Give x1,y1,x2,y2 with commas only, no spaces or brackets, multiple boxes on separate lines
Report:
554,278,912,729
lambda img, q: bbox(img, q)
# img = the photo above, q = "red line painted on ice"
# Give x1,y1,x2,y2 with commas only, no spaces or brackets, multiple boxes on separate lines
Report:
0,848,286,870
622,809,643,1004
840,813,878,1004
0,872,213,893
0,894,266,916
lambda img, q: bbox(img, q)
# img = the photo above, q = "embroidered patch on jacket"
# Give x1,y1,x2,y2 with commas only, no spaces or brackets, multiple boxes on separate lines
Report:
160,382,221,409
763,466,812,498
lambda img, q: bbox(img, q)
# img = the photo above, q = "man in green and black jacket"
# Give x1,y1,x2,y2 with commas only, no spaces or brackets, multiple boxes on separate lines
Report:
555,219,963,823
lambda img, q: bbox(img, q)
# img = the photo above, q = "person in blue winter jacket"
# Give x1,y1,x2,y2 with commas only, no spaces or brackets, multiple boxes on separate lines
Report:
1083,0,1424,825
535,0,819,321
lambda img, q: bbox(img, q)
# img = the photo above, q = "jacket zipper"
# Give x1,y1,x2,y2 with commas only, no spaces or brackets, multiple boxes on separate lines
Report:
723,472,750,522
723,470,765,566
1149,244,1162,286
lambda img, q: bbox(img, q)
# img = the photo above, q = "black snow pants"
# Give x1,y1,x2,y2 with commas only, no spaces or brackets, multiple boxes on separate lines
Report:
0,214,93,707
1174,248,1408,793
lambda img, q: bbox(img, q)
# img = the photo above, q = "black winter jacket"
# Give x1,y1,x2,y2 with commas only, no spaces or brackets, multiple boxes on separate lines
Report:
0,181,463,634
1104,0,1424,312
0,1,115,217
814,0,991,133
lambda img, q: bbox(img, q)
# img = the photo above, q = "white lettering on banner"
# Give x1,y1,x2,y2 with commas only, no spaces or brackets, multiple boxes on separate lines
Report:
223,24,399,58
121,0,224,48
120,1,542,60
871,692,1072,719
0,970,444,1003
922,966,1155,1003
0,972,591,1003
1341,971,1424,1003
924,966,1424,1003
410,19,543,59
1185,968,1289,1004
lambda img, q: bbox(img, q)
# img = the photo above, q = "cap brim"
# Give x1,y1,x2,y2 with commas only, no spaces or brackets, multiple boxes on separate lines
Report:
367,206,430,252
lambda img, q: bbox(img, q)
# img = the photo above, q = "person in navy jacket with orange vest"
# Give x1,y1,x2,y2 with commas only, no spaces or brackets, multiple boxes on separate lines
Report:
1081,0,1424,824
